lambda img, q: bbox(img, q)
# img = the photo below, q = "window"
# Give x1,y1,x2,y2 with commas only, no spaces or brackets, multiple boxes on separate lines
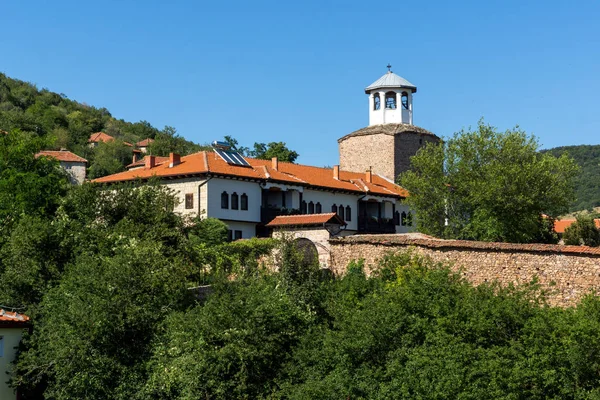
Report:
234,230,242,240
394,211,400,225
185,193,194,209
331,204,338,213
316,202,322,213
0,336,3,357
401,91,409,110
231,192,239,210
241,193,248,210
221,191,229,209
373,93,381,110
401,211,407,226
301,200,307,214
308,201,314,214
407,212,413,227
227,230,233,242
385,92,397,109
338,204,344,220
345,206,351,221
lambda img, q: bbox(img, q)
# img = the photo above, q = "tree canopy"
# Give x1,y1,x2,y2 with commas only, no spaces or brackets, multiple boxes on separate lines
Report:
399,120,579,243
224,135,299,163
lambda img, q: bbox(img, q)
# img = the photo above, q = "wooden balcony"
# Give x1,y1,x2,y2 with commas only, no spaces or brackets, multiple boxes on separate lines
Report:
358,216,396,234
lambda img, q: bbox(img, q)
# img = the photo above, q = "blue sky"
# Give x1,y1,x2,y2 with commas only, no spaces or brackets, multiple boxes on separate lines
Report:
2,0,599,166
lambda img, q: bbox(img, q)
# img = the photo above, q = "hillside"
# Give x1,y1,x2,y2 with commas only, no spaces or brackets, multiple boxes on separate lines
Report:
542,145,600,212
0,72,205,177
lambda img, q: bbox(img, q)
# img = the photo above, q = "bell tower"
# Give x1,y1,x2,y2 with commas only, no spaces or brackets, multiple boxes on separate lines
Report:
366,64,416,126
338,66,439,182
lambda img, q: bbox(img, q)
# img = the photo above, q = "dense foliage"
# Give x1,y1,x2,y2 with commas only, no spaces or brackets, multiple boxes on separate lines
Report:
224,135,300,163
400,120,579,243
0,73,204,177
542,145,600,212
563,214,600,246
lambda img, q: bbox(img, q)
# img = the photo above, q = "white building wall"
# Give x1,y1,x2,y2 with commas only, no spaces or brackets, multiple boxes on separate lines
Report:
301,189,360,231
394,201,416,234
222,220,257,240
0,328,26,400
163,177,208,217
369,90,413,126
60,161,86,184
206,178,261,222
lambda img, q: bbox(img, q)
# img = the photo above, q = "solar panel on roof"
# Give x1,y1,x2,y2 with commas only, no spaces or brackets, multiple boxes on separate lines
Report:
213,147,251,167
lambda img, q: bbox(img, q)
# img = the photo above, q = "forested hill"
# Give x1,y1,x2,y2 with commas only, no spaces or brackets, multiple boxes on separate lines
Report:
542,145,600,212
0,72,205,177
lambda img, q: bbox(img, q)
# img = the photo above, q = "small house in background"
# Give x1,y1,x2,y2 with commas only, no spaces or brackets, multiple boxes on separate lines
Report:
36,149,87,184
88,132,133,148
266,213,346,268
0,309,30,400
136,138,154,153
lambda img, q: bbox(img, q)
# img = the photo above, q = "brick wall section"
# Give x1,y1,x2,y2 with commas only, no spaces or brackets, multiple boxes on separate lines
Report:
329,234,600,307
273,227,332,267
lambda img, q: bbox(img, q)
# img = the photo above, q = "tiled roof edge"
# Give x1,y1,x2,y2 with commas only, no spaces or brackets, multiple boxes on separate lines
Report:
330,235,600,257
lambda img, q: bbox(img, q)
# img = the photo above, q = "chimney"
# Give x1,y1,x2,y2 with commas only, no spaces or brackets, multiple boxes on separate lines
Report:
333,165,339,180
271,157,278,171
169,152,181,168
145,155,156,169
365,169,372,183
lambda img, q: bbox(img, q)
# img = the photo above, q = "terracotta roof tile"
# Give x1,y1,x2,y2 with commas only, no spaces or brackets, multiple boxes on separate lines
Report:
88,132,133,146
136,138,154,147
266,213,345,227
554,219,600,234
126,155,169,169
88,132,114,143
0,309,30,324
36,150,87,163
331,234,600,256
93,151,409,198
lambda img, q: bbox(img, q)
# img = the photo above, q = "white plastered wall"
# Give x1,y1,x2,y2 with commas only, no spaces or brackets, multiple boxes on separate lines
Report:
206,177,262,222
0,328,26,400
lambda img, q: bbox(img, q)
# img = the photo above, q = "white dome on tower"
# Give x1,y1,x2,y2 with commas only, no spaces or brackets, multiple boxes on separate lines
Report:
365,65,415,126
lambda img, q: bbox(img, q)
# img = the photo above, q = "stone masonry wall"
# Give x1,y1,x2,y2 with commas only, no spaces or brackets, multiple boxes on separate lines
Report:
339,133,395,180
394,133,439,178
329,234,600,307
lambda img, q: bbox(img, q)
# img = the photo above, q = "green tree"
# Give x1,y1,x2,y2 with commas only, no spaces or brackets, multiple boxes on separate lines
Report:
0,130,68,232
250,141,299,162
223,136,300,163
87,139,133,179
147,126,208,156
399,120,579,243
563,214,600,246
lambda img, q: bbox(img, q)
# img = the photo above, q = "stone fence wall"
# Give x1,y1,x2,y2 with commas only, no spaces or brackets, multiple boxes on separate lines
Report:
329,234,600,307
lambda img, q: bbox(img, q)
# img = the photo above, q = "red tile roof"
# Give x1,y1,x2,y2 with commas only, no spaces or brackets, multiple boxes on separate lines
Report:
136,138,154,147
36,150,87,163
554,218,600,234
88,132,114,143
126,155,169,169
88,132,133,146
93,151,409,198
0,309,30,325
266,213,346,227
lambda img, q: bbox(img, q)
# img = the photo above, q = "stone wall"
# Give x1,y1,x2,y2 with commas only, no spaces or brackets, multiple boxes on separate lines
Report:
329,234,600,307
273,227,332,267
394,133,439,178
339,133,395,179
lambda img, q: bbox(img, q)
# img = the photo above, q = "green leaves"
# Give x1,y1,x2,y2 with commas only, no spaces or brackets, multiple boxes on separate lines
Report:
400,119,579,243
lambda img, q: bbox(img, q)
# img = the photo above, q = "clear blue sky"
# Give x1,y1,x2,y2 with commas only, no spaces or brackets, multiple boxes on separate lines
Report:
2,0,599,166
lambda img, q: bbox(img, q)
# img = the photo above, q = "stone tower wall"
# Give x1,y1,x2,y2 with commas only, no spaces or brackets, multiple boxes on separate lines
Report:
394,133,440,181
339,133,395,179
